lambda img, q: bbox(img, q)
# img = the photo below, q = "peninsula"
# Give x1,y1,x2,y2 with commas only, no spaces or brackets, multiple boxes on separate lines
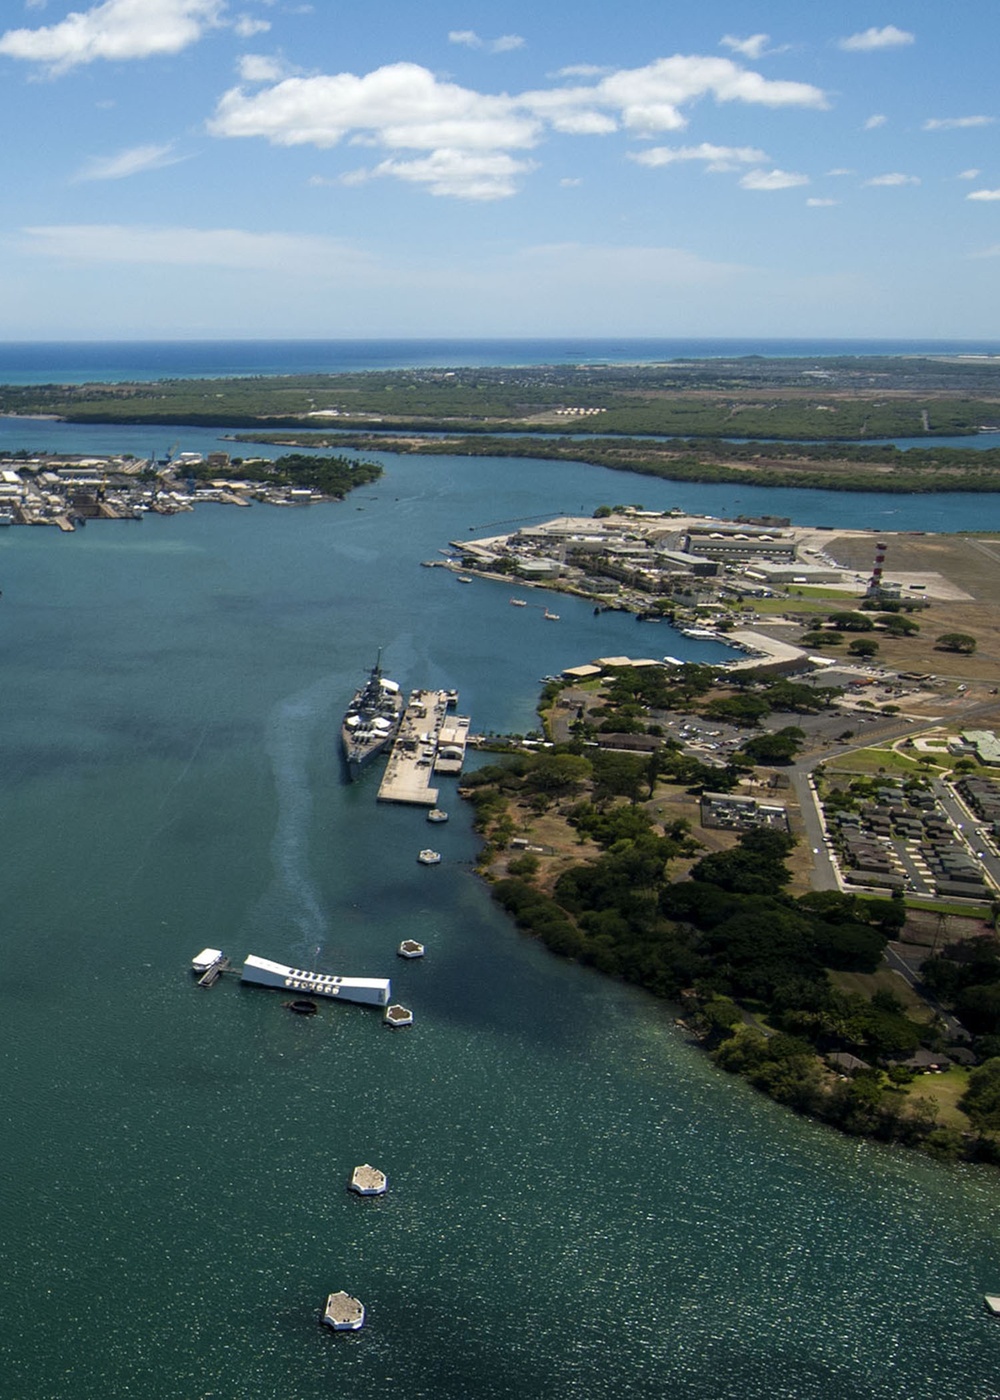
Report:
5,355,1000,493
454,507,1000,1162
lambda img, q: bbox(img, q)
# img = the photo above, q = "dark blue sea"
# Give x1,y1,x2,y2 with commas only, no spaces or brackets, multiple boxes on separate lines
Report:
2,337,1000,384
2,345,1000,1399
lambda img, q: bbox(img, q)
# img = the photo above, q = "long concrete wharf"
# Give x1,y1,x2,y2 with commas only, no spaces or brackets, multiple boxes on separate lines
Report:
377,688,449,805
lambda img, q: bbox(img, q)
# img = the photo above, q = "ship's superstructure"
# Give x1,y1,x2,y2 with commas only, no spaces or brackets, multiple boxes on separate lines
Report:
340,652,402,780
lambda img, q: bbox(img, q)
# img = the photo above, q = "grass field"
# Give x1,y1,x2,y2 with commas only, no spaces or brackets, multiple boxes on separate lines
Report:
825,747,928,776
827,967,937,1023
899,1067,972,1130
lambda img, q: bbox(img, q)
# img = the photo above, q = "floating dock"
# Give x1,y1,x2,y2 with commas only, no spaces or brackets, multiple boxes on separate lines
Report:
191,948,231,987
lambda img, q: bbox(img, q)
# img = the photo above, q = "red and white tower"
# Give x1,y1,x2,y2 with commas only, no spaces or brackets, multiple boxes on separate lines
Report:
866,539,888,598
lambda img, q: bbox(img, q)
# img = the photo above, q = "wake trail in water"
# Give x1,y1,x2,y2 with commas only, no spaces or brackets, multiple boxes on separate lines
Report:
260,674,339,962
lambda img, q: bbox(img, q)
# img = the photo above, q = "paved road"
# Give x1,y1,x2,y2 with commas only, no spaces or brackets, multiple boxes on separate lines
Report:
885,943,970,1041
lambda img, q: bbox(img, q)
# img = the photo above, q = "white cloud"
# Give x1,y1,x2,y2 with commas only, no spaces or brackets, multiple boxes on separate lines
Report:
560,177,582,186
827,168,855,177
864,113,887,130
554,64,610,78
447,29,524,54
593,55,827,134
630,142,768,171
19,223,374,273
967,188,1000,202
971,244,1000,259
958,169,981,180
73,142,184,181
365,149,536,200
238,52,294,82
210,63,541,152
719,34,770,61
806,197,839,206
739,167,809,190
923,116,994,131
863,172,920,186
234,15,270,38
0,0,222,72
838,25,915,53
209,53,828,199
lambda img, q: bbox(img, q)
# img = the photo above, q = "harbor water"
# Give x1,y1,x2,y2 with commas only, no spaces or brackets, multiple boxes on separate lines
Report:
1,428,1000,1397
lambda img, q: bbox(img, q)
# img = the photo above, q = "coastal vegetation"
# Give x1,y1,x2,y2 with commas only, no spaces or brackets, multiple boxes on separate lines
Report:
6,356,1000,491
188,451,382,498
461,663,1000,1162
242,431,1000,494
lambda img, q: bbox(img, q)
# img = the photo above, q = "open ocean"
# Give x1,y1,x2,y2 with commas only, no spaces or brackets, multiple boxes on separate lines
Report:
1,343,1000,1399
2,337,1000,384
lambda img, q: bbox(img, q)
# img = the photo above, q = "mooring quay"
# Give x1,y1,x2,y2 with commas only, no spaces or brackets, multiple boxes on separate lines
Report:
377,687,470,806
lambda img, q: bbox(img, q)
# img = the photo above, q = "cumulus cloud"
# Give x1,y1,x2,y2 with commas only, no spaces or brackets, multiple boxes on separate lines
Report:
864,113,887,130
967,188,1000,202
739,167,809,190
838,25,914,52
719,33,771,60
363,149,536,200
630,142,768,171
238,52,295,82
958,168,982,180
923,116,994,131
0,0,222,71
19,222,374,273
863,172,920,186
208,53,828,199
73,142,184,181
448,30,481,48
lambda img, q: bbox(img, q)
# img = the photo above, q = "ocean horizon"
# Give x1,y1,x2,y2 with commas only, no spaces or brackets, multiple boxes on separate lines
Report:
2,336,1000,385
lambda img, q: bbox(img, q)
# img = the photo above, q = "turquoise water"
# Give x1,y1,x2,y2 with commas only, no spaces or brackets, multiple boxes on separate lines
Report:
2,337,1000,384
1,439,1000,1396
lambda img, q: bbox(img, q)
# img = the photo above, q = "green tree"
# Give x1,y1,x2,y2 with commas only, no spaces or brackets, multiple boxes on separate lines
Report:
829,611,876,632
848,638,879,658
960,1057,1000,1131
935,632,977,653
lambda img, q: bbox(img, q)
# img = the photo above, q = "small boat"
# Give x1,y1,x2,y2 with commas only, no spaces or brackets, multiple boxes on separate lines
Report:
543,609,560,621
417,849,441,865
398,939,425,959
456,575,473,584
427,808,449,823
323,1292,365,1331
510,597,527,607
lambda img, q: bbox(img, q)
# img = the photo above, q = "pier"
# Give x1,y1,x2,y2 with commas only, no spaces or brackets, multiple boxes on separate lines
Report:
378,688,472,803
378,688,446,805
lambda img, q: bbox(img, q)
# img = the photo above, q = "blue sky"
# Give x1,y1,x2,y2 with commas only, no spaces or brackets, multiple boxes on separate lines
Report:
2,0,1000,338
